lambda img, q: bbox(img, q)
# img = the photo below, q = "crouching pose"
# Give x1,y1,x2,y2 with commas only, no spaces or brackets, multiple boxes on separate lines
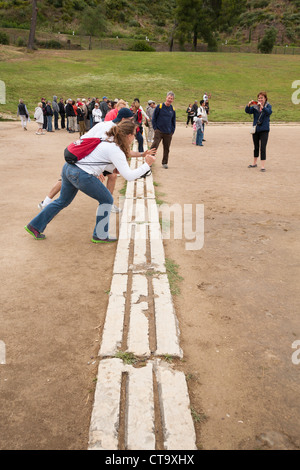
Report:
25,120,156,243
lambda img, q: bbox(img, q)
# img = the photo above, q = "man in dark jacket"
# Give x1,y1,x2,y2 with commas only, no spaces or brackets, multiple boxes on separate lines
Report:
100,96,109,121
151,91,176,169
46,101,54,132
52,95,60,130
41,97,47,130
58,98,66,129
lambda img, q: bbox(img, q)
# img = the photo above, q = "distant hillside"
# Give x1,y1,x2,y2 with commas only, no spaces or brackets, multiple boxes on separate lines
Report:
0,0,299,47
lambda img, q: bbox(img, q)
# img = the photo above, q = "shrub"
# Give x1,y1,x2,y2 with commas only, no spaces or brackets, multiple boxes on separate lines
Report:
16,36,25,47
128,40,155,51
0,31,9,45
258,27,277,53
37,39,62,49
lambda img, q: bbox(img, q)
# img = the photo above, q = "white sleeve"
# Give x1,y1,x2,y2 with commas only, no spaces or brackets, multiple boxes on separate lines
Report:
140,105,149,120
109,147,150,181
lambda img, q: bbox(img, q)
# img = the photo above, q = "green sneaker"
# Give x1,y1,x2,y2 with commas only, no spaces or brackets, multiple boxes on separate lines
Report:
25,224,46,240
91,236,117,244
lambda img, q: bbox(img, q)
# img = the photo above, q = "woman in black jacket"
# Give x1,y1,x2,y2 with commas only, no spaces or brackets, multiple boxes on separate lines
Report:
65,99,76,133
45,101,54,132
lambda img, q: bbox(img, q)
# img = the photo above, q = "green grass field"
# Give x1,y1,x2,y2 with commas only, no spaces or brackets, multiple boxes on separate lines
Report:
0,47,299,122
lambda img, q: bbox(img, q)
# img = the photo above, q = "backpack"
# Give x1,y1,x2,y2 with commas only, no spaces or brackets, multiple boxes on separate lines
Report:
64,137,102,164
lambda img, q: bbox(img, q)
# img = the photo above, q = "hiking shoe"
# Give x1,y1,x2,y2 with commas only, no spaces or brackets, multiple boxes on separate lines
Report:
38,201,44,210
111,204,122,213
25,224,46,240
91,236,118,244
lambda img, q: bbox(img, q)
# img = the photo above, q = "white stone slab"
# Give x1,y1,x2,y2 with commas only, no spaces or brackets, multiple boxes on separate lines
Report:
126,363,155,450
152,275,182,358
120,198,134,225
113,238,131,274
147,199,159,224
99,274,128,356
155,361,197,450
136,179,144,198
133,223,147,269
145,175,156,199
88,358,123,450
134,198,146,223
127,275,150,356
149,223,166,273
125,180,135,199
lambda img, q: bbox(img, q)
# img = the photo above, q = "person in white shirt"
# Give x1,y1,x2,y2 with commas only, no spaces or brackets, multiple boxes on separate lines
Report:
92,103,102,126
197,100,208,141
25,120,156,243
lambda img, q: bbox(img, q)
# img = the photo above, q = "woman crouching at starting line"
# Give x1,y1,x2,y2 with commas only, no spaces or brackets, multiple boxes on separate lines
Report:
25,120,156,243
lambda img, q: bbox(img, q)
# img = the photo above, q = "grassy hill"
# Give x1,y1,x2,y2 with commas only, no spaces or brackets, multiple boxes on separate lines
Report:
0,46,299,122
0,0,299,48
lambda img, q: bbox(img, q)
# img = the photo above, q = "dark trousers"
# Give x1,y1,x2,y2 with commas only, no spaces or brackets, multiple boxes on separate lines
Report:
151,129,173,165
60,113,65,129
54,111,59,130
43,115,47,129
186,115,193,126
252,130,269,161
136,130,144,152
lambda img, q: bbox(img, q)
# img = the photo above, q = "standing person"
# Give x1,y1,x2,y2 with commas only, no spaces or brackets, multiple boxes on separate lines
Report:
41,97,47,130
88,98,96,128
100,96,109,121
105,99,127,122
58,98,66,129
77,103,86,137
52,96,60,130
92,103,102,126
245,91,272,172
195,115,204,146
17,99,29,131
72,100,79,131
25,120,156,243
66,99,76,133
146,100,156,144
151,91,176,169
33,102,45,135
197,100,208,141
191,100,198,118
81,98,89,131
131,100,144,153
186,103,194,127
45,100,54,132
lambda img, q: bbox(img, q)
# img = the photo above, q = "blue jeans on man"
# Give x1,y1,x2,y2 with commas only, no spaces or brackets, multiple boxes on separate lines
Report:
28,163,113,239
196,129,203,146
47,115,53,132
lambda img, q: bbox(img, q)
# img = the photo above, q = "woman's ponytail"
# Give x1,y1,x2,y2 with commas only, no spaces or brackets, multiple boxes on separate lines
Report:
106,120,136,158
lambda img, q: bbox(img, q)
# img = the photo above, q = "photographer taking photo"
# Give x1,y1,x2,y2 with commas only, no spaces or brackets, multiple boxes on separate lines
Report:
245,91,272,172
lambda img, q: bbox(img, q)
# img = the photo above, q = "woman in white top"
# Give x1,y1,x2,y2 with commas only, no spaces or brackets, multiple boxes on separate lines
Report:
34,102,45,135
25,121,156,242
92,103,102,126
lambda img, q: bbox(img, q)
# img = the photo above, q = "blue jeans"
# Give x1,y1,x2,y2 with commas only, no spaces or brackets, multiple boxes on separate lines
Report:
47,115,53,132
196,129,203,146
29,163,113,238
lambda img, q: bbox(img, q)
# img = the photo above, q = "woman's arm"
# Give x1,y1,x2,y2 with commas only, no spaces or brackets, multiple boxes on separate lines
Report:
109,146,155,181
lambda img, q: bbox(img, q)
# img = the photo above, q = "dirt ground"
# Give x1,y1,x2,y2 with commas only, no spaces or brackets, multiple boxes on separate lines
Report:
0,120,299,450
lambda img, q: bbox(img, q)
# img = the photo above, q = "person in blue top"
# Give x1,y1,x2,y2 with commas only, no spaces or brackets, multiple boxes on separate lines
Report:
245,91,272,172
151,91,176,169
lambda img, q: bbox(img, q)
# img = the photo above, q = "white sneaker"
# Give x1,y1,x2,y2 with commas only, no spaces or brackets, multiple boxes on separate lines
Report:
111,204,122,213
38,201,44,210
